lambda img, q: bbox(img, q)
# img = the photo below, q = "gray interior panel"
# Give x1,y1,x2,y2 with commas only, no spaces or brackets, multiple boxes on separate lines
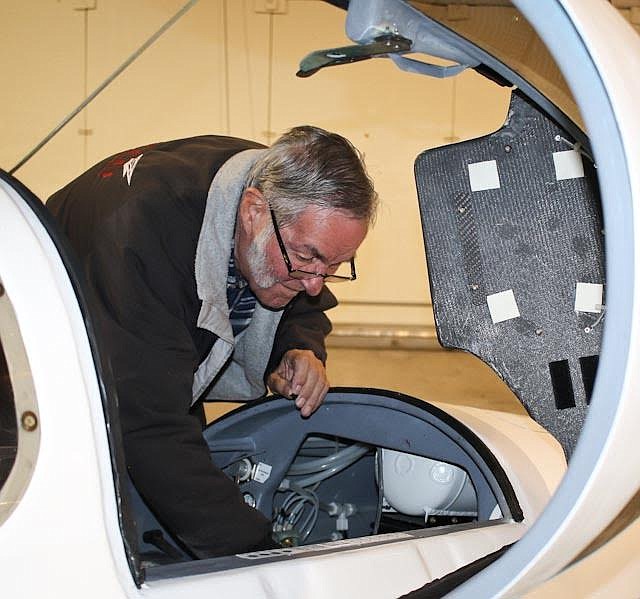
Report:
414,90,604,457
134,389,523,573
205,389,515,523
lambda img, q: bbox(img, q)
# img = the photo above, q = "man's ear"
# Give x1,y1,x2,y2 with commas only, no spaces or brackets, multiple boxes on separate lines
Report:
237,187,267,234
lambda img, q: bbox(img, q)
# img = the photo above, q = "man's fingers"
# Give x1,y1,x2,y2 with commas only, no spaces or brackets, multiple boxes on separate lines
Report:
266,371,292,397
269,349,330,416
292,360,329,417
298,380,329,417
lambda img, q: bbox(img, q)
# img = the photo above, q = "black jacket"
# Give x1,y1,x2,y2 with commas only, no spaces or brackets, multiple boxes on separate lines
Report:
47,135,337,558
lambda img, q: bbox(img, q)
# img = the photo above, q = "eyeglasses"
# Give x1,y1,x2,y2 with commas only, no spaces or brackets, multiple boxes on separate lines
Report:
269,209,357,283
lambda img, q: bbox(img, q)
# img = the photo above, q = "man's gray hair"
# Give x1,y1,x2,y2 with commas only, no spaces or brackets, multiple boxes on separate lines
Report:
245,125,378,227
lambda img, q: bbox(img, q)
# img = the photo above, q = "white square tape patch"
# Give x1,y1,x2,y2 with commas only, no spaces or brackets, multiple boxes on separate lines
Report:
553,149,584,181
468,160,500,192
575,282,603,313
487,289,520,324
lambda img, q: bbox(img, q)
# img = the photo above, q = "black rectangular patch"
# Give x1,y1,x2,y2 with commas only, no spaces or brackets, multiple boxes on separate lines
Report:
549,360,575,409
580,355,599,404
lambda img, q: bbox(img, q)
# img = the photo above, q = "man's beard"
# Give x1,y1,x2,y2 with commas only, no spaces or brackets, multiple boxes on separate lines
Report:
246,227,279,288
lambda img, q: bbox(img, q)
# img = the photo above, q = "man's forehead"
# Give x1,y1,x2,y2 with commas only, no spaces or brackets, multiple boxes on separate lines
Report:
284,207,367,259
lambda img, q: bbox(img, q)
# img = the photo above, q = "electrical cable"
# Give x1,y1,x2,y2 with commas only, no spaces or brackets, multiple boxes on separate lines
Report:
373,448,384,535
274,438,373,543
288,445,369,488
424,473,477,518
286,443,369,475
274,485,320,543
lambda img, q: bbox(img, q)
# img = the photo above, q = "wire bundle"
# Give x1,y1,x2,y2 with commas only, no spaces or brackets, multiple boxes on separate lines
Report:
273,482,320,543
273,437,370,543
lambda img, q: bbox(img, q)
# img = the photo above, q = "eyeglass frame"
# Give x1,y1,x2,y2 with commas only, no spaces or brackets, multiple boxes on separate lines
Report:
269,208,357,282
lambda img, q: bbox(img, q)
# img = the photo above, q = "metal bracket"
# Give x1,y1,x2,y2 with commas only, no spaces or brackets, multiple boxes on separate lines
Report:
389,54,467,78
297,33,411,78
346,0,478,76
297,0,478,79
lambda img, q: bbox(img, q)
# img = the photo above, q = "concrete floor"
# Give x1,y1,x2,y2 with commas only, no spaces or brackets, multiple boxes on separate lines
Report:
326,347,525,415
205,347,526,421
204,347,525,422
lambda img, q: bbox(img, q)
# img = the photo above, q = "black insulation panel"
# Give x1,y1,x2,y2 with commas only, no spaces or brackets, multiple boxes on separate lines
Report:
415,91,604,456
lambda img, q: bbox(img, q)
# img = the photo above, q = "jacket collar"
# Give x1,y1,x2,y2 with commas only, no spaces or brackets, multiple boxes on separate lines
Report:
194,148,266,341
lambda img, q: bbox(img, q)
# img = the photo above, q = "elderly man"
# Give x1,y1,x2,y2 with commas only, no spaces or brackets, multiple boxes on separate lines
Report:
47,126,377,559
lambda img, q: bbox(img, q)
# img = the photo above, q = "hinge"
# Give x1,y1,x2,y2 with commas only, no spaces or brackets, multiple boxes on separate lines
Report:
254,0,287,15
72,0,97,10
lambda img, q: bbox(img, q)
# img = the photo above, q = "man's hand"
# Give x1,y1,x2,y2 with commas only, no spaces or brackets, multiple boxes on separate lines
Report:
267,349,329,417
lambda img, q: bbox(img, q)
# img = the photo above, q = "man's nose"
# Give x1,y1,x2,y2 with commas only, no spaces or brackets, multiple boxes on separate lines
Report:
301,275,324,296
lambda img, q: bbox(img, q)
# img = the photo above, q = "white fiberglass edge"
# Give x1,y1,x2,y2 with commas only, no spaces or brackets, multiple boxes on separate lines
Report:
454,0,640,596
435,403,566,524
142,523,526,599
0,180,137,597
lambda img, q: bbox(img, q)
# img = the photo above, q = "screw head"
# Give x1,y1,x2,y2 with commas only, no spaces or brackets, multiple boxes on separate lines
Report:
21,411,38,432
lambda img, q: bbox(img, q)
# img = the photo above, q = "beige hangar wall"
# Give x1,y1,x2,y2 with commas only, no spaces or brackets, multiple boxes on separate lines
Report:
1,0,510,333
